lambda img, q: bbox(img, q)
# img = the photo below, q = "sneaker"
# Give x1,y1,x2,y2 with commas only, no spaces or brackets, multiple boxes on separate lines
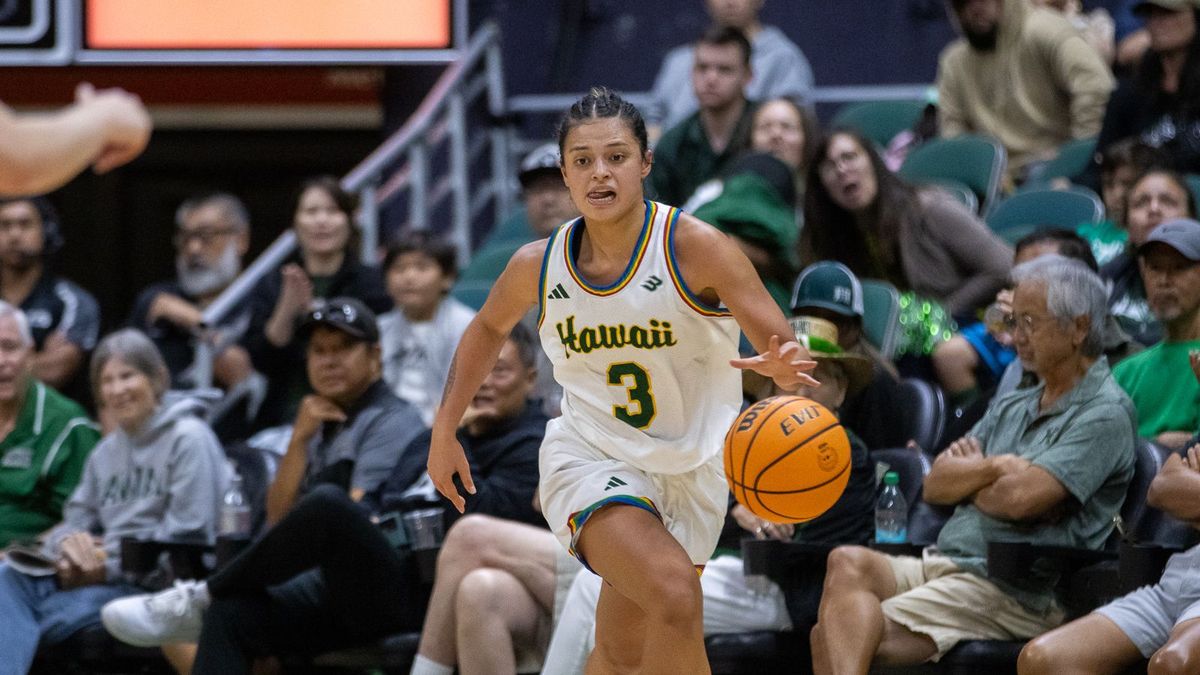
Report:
101,580,211,647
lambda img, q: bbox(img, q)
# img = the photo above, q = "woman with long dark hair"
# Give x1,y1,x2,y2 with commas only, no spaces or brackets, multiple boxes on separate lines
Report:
801,129,1012,360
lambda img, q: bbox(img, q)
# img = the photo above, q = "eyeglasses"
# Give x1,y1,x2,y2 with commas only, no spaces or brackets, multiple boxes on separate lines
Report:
1003,313,1057,337
173,227,236,248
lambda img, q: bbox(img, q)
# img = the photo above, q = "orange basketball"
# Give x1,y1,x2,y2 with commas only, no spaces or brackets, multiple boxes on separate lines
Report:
723,395,852,523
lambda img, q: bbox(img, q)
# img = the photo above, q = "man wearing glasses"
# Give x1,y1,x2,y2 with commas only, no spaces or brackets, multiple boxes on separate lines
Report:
811,255,1135,673
128,193,255,392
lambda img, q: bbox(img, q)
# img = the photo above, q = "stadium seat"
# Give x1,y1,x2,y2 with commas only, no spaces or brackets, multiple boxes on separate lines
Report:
1023,137,1098,187
899,135,1007,215
921,178,980,214
831,100,928,149
861,279,901,360
985,187,1104,244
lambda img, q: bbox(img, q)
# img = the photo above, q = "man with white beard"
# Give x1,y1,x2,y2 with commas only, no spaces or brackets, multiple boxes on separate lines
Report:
0,197,100,393
128,193,255,392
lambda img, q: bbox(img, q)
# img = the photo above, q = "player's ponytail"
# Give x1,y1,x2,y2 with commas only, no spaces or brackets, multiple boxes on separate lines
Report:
556,86,649,158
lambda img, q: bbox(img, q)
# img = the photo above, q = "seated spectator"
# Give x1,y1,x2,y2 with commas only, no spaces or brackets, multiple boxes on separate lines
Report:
750,97,818,203
649,26,757,207
801,129,1012,364
933,229,1099,409
1019,436,1200,675
0,303,98,548
378,233,475,426
1090,0,1200,181
811,256,1135,671
644,0,813,140
1032,0,1117,63
128,192,256,392
937,0,1114,177
1112,218,1200,450
693,152,799,310
790,261,903,451
467,142,579,257
0,329,227,673
1104,167,1196,346
0,197,100,394
101,324,547,674
244,177,390,427
541,315,876,672
1078,138,1163,266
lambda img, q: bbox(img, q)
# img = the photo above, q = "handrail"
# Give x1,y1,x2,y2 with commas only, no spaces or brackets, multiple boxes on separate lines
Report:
194,22,505,389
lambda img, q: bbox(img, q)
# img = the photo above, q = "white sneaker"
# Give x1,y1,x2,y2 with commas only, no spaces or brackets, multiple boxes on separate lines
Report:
101,580,211,647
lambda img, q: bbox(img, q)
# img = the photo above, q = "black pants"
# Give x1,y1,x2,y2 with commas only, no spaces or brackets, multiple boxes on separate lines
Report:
193,485,423,675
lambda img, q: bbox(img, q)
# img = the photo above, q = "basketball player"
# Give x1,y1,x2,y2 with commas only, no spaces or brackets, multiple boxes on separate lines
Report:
427,86,816,675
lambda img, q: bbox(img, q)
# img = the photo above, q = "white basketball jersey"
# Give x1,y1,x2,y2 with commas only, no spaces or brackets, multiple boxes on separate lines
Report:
537,200,741,475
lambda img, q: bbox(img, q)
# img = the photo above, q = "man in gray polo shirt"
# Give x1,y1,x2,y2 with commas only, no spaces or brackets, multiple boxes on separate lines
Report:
812,256,1136,672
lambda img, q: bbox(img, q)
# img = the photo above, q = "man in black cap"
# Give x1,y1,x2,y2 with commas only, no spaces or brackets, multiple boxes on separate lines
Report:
1113,218,1200,450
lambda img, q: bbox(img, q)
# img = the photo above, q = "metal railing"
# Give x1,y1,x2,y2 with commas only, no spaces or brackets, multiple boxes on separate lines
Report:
192,22,508,389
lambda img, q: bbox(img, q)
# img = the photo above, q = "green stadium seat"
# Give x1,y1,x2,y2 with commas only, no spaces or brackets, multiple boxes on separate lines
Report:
831,100,927,149
899,135,1007,215
986,187,1104,244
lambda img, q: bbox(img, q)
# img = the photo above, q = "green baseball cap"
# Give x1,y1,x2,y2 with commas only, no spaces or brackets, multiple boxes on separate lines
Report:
1134,0,1200,14
791,261,864,318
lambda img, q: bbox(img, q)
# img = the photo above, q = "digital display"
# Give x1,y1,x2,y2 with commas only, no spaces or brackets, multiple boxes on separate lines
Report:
85,0,451,50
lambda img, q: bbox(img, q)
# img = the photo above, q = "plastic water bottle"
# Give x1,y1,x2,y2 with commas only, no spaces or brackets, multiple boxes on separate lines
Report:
219,468,252,537
875,471,908,544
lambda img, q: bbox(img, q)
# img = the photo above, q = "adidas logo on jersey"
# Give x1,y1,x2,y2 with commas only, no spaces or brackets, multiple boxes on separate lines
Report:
641,275,663,292
603,476,628,491
547,283,570,300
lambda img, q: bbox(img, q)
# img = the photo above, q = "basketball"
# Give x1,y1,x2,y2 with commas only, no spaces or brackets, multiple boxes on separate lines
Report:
724,395,852,523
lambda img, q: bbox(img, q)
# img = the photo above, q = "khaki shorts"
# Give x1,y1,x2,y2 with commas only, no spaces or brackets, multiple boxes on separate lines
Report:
880,549,1066,661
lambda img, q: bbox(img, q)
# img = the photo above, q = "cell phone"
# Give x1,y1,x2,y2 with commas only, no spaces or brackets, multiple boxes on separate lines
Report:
374,511,410,551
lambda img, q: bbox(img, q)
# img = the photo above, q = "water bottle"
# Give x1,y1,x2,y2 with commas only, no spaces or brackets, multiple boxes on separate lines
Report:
875,471,908,544
219,467,252,537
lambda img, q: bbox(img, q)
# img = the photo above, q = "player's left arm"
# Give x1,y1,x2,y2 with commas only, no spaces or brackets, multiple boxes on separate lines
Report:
671,213,816,390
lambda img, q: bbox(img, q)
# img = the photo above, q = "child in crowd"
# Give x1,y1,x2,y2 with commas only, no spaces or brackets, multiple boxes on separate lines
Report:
378,233,476,426
1077,138,1162,267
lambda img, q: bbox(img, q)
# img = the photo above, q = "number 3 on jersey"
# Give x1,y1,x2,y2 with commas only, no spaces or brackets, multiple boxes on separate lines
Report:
607,362,656,429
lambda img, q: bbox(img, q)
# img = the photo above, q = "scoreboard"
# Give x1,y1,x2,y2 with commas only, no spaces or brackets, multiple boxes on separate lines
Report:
0,0,463,65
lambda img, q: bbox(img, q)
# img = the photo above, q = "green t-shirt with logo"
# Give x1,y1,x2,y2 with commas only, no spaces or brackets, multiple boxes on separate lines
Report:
0,381,100,547
1077,219,1127,269
1113,340,1200,438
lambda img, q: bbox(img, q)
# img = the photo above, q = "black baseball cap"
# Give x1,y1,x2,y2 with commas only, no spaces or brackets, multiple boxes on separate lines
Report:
299,297,380,343
518,143,561,188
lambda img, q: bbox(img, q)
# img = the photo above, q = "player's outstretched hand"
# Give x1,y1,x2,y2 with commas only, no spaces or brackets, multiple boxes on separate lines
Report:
730,334,819,391
428,433,476,513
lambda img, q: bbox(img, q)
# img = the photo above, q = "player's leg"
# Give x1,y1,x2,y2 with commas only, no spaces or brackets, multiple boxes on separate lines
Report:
577,504,707,675
1149,616,1200,675
810,545,901,675
1018,613,1145,675
415,515,559,670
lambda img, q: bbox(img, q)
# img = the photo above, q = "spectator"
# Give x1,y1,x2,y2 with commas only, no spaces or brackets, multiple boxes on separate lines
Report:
649,26,757,207
1104,167,1196,346
466,143,579,260
128,193,256,390
933,229,1099,409
1112,218,1200,450
0,329,227,674
645,0,813,140
1078,138,1163,266
811,256,1135,672
0,82,150,196
541,315,876,672
378,233,475,425
801,129,1012,361
244,176,390,427
1018,436,1200,675
1091,0,1200,180
937,0,1114,176
101,324,547,674
0,303,98,548
1115,0,1153,68
790,261,903,451
1032,0,1117,63
751,97,819,202
0,196,100,394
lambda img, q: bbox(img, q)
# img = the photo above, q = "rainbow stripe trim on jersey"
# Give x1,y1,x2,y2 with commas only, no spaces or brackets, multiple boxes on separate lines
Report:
663,206,734,317
566,494,661,571
563,200,656,296
536,223,568,330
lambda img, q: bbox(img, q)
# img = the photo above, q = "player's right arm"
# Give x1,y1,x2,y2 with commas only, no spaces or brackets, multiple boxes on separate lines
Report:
428,239,545,512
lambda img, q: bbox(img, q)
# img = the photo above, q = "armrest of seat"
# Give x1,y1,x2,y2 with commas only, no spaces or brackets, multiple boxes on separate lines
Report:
1119,542,1183,594
986,541,1116,583
741,539,835,588
869,541,925,557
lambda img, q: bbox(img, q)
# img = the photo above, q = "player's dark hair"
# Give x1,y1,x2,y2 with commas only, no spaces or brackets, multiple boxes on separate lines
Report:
1013,228,1100,273
383,231,459,280
506,321,539,370
556,86,649,158
698,25,752,68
